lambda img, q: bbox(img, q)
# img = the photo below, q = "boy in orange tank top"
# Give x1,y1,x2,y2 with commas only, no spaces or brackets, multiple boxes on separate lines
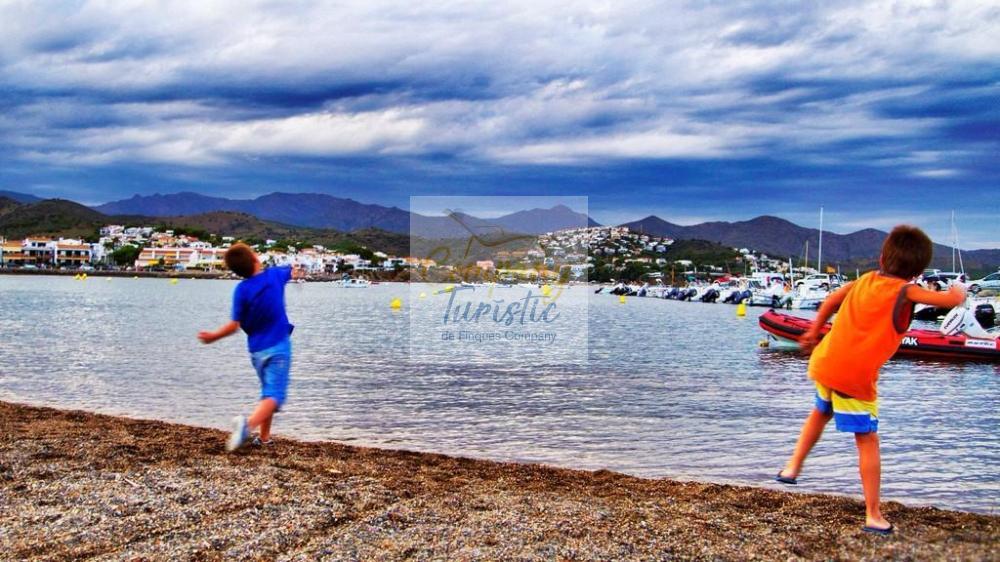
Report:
775,225,965,535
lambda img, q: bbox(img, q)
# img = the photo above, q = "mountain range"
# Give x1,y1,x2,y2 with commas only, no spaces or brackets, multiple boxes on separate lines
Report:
1,189,997,271
95,191,597,238
95,192,412,233
0,190,41,204
622,215,1000,272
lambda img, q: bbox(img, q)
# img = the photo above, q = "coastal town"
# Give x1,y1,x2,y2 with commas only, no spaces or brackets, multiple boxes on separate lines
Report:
0,223,827,283
0,224,413,276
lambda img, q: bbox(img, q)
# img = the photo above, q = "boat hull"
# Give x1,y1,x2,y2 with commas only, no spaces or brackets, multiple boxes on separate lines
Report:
759,310,999,362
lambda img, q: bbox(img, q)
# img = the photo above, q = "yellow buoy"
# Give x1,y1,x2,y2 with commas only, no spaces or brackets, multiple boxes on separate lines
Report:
736,301,747,317
106,277,112,282
619,294,626,304
133,276,138,279
541,284,552,297
73,274,80,280
444,284,454,293
418,292,427,299
390,297,402,309
170,278,179,285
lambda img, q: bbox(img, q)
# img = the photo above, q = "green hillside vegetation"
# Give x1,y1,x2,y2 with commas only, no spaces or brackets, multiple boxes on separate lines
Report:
0,199,108,240
663,239,741,266
161,213,412,257
0,201,411,257
587,239,741,283
0,196,23,217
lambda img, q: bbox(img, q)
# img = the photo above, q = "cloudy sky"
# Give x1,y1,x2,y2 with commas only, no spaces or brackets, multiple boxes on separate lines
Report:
1,1,998,246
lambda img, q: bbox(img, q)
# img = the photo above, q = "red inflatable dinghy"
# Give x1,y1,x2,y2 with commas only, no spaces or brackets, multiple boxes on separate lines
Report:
759,310,999,362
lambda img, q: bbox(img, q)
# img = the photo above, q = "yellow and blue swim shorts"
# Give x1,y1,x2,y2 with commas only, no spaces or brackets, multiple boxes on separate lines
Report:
814,381,879,434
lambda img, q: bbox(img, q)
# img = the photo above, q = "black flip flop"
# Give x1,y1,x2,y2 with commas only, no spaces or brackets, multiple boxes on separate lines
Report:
775,471,797,485
862,524,894,535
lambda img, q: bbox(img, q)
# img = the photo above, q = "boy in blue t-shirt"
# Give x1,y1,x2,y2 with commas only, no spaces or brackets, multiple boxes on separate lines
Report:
198,242,300,452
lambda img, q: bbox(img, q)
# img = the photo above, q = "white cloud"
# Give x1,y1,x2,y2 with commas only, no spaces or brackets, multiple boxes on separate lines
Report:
487,130,728,164
911,168,961,178
17,108,428,166
1,0,997,167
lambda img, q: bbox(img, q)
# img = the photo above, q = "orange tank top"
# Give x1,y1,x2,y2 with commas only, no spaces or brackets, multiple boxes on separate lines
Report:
808,271,910,401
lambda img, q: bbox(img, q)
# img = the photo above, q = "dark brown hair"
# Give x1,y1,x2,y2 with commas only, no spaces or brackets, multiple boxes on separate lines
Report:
881,225,932,279
224,243,258,278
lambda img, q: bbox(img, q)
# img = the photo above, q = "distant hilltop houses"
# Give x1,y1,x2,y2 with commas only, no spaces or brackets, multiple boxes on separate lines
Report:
542,225,675,257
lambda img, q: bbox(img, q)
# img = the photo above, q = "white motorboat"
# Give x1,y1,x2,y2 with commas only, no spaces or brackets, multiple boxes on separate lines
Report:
746,279,785,307
333,276,371,288
791,287,828,310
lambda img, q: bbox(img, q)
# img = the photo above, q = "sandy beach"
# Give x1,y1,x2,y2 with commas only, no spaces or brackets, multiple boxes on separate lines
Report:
1,401,996,561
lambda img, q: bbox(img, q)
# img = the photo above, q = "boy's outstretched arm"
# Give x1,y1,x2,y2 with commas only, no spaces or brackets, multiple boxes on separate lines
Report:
800,282,855,353
198,320,240,344
906,284,966,308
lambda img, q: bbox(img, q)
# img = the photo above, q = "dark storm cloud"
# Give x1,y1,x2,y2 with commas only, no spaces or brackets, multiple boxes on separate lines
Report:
0,1,997,245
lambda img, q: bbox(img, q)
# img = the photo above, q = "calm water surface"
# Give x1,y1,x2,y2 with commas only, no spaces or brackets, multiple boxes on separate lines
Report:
0,276,996,513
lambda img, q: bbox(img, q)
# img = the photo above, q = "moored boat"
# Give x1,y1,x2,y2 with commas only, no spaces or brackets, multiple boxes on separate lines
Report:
759,309,999,362
791,287,828,310
332,276,371,288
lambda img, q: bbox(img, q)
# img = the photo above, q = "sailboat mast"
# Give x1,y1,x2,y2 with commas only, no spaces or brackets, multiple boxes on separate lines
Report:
817,206,824,274
951,210,956,272
951,210,965,274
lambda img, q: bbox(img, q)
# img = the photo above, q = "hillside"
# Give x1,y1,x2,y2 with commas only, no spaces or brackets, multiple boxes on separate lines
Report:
623,215,998,274
160,212,410,256
3,194,997,274
96,192,597,236
663,239,741,266
0,190,41,204
95,192,413,234
0,199,109,239
491,204,599,232
0,201,409,256
0,196,23,217
623,215,888,261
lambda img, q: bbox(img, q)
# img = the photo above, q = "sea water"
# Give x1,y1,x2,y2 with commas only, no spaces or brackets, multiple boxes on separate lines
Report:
0,275,996,513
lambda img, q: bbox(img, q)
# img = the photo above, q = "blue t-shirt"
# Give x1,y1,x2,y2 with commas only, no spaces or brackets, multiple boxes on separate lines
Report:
232,265,294,352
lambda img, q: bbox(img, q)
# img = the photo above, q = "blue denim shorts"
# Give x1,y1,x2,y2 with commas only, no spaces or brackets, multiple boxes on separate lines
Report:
250,338,291,410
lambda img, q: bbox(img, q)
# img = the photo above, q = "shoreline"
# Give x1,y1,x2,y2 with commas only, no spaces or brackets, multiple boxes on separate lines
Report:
0,268,232,280
1,401,996,560
0,268,381,283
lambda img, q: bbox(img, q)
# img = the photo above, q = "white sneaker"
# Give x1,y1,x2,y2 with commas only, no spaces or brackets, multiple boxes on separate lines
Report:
226,416,250,452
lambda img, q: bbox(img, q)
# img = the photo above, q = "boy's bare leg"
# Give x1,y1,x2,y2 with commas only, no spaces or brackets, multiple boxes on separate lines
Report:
780,408,833,479
856,432,890,529
247,398,278,435
258,414,274,442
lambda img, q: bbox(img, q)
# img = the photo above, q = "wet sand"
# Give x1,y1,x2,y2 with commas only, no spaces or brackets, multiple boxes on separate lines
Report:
1,401,996,561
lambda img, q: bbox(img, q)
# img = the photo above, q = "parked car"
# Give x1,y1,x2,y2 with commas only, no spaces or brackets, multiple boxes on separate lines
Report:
968,271,1000,294
921,271,966,290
